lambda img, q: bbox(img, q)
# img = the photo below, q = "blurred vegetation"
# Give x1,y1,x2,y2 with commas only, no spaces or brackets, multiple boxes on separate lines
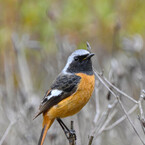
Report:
0,0,145,74
0,0,145,145
1,0,145,52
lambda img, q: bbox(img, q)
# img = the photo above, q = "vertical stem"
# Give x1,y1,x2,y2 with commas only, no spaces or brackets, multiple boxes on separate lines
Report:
88,136,94,145
69,121,76,145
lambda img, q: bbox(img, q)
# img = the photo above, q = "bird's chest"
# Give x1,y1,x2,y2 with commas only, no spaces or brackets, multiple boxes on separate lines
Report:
74,73,95,103
48,73,95,118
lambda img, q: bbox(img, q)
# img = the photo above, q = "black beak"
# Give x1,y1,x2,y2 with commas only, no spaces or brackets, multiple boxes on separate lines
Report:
86,53,95,59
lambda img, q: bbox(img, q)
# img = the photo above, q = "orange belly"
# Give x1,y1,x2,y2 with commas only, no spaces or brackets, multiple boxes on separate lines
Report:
47,73,95,119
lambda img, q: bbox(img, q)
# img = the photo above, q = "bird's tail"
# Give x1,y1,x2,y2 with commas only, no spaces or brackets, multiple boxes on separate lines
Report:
38,115,54,145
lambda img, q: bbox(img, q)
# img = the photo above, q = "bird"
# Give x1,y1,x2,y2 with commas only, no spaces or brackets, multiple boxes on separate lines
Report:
34,49,95,145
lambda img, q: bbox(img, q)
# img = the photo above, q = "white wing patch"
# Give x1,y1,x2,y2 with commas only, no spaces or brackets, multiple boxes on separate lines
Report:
47,89,62,100
41,89,63,104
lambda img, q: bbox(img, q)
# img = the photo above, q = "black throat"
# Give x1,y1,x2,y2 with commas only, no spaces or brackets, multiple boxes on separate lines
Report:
66,59,93,75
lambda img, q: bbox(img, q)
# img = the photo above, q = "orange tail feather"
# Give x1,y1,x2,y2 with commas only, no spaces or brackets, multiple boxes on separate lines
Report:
38,115,54,145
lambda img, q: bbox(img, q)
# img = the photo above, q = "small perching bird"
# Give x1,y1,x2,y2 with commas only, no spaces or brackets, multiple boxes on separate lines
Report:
34,49,95,145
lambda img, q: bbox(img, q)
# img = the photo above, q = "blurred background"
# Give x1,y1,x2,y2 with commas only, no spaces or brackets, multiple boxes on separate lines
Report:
0,0,145,145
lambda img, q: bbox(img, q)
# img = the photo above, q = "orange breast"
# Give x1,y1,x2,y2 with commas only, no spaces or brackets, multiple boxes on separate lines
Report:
47,73,95,119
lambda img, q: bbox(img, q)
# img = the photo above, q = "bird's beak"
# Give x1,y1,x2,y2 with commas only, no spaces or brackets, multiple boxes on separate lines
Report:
86,53,95,59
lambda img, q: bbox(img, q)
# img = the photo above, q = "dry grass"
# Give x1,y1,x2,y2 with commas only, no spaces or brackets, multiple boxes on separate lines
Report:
0,34,145,145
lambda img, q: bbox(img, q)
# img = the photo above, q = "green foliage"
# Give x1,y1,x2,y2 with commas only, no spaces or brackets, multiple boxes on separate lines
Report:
1,0,145,50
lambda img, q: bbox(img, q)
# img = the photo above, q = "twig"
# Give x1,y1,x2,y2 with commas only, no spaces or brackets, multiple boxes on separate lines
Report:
93,67,137,103
94,81,101,123
118,97,145,145
97,99,118,130
0,121,16,145
138,90,145,119
138,99,145,120
88,136,94,145
105,103,138,130
86,42,92,52
138,91,145,134
69,121,76,145
93,68,115,98
96,109,117,136
93,68,145,145
90,99,118,144
102,74,138,104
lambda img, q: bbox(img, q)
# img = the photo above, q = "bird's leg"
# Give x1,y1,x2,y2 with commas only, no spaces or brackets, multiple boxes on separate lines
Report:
56,118,76,140
57,118,70,138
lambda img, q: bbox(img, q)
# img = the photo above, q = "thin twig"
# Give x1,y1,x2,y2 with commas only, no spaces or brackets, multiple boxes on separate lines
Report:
94,81,101,123
96,109,117,136
138,99,145,120
69,121,76,145
138,91,145,134
89,98,118,145
86,42,92,52
93,67,137,103
118,97,145,145
102,74,138,104
93,68,116,98
93,68,145,145
105,103,138,130
88,136,94,145
91,99,118,137
138,90,145,119
0,121,16,145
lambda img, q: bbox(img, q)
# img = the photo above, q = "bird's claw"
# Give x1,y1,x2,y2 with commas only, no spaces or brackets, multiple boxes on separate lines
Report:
65,129,76,140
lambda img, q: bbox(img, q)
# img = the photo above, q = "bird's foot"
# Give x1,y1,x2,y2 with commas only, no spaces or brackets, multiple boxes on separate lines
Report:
65,129,76,140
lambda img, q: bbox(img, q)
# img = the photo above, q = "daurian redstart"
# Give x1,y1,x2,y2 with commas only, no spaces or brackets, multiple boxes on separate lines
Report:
34,49,95,145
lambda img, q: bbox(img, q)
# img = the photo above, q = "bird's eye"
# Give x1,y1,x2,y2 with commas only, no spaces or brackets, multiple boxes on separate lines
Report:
74,56,79,61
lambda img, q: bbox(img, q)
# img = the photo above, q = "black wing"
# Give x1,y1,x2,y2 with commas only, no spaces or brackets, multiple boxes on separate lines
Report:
51,74,81,92
34,74,81,118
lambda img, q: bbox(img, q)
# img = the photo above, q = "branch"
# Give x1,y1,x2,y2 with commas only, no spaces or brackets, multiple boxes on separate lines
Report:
69,121,76,145
89,99,118,144
94,81,101,123
138,90,145,134
102,74,138,104
93,68,145,145
0,121,16,145
96,109,117,136
105,103,138,130
118,97,145,145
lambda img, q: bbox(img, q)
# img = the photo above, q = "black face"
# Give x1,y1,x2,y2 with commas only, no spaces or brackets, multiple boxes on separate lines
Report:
66,53,94,75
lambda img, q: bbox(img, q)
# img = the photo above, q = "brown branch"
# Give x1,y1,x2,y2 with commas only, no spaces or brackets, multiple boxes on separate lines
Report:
88,136,94,145
69,121,76,145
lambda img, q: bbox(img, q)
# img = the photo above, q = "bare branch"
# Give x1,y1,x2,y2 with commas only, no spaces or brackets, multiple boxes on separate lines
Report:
93,68,145,145
102,75,138,104
0,121,16,145
69,121,76,145
88,136,94,145
138,91,145,134
94,81,101,123
118,97,145,145
97,109,117,136
91,99,118,137
86,42,92,52
105,103,138,130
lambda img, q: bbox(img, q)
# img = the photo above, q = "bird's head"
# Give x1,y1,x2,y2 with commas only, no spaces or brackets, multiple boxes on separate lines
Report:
62,49,95,75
